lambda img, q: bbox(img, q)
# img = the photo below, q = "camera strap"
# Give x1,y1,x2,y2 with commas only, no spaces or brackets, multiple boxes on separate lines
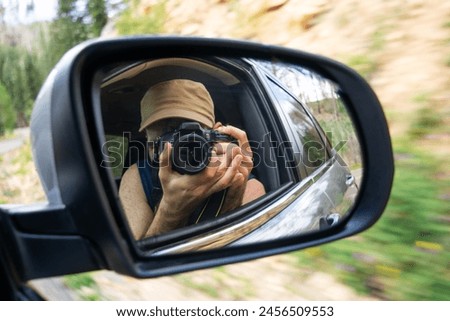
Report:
187,189,228,225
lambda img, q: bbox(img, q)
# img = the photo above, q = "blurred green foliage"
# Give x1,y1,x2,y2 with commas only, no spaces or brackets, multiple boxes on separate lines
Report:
64,273,102,301
88,0,109,37
0,45,43,128
346,55,378,80
408,93,444,139
43,0,110,72
302,16,450,299
65,272,97,289
0,82,15,135
0,0,110,128
294,140,449,300
115,0,166,35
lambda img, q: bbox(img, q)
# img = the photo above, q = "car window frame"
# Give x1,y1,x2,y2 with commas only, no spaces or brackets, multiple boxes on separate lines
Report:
250,64,333,179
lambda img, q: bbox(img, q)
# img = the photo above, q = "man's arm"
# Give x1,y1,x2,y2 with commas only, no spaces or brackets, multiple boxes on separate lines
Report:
243,178,266,204
144,143,244,237
119,164,155,239
119,162,200,239
120,135,265,239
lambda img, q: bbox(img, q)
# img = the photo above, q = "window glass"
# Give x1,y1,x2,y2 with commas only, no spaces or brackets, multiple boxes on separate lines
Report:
102,134,129,179
267,80,330,176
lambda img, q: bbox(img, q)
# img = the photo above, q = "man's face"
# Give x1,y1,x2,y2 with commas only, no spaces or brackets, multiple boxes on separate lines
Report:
145,118,188,143
145,118,212,160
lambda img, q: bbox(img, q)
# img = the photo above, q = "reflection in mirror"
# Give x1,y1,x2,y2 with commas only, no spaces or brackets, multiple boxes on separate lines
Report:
98,56,362,254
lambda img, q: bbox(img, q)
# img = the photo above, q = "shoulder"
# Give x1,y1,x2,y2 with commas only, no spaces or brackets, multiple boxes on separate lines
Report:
119,164,141,193
243,177,266,204
121,163,140,180
118,163,154,239
247,177,265,191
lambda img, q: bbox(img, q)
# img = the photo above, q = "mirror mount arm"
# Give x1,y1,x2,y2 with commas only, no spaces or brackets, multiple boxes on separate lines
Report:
0,204,105,281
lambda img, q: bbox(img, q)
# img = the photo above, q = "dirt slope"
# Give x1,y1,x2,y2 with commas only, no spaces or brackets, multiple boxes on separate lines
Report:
124,0,449,137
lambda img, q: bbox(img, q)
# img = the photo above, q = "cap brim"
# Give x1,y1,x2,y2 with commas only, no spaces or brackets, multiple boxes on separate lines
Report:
139,108,214,131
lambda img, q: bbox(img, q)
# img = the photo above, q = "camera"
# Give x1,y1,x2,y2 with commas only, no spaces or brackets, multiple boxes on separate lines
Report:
152,122,236,174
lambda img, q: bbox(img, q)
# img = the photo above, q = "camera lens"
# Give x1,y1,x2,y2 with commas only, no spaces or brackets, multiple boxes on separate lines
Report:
171,133,210,174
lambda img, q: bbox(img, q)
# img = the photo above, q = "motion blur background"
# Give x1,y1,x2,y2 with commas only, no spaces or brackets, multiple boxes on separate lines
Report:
0,0,448,300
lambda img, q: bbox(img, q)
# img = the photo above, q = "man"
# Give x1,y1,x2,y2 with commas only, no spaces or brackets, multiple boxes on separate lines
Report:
119,79,265,239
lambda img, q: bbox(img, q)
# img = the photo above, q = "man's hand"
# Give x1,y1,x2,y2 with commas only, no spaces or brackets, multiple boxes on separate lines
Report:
147,141,242,236
145,123,265,237
214,123,255,213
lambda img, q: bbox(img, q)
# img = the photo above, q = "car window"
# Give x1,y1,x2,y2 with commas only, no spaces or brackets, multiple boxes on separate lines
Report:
266,79,331,177
102,134,129,179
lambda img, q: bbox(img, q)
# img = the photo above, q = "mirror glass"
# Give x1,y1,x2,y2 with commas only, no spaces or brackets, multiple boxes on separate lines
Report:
98,56,362,254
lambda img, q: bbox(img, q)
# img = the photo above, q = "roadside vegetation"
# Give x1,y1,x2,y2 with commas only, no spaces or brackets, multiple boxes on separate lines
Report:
115,0,166,35
0,136,45,204
64,273,103,301
0,0,109,134
295,137,449,300
293,11,450,300
294,80,449,300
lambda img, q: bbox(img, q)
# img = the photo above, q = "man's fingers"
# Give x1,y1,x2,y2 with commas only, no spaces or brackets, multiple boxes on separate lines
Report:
213,142,226,156
241,154,253,169
208,154,221,168
158,143,173,179
216,125,253,158
219,154,243,186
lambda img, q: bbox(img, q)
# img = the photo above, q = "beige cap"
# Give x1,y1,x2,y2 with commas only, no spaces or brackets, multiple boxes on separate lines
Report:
139,79,215,131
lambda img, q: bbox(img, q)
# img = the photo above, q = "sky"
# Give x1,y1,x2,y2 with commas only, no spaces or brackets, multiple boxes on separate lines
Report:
1,0,58,24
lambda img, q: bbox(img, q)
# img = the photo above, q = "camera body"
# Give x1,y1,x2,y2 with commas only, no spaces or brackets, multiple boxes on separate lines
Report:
153,122,235,174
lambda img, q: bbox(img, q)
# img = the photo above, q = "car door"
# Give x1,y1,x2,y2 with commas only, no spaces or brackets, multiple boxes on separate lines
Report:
246,62,356,231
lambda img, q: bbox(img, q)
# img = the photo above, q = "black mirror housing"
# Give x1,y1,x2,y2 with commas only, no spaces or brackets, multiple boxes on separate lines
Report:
0,37,393,281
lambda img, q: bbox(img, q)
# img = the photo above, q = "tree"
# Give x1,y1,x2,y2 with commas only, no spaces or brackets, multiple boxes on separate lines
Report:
49,0,88,65
0,0,112,130
88,0,108,36
0,45,43,127
0,82,15,135
45,0,109,70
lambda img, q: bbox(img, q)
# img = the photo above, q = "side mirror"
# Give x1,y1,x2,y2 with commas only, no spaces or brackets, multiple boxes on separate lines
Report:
0,37,393,280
